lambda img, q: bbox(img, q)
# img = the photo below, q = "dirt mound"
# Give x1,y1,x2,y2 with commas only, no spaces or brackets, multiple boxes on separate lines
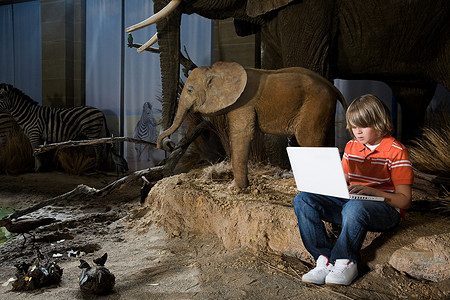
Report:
144,162,384,261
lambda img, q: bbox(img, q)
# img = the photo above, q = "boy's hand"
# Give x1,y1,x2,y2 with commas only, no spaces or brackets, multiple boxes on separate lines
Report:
348,184,412,209
348,184,379,196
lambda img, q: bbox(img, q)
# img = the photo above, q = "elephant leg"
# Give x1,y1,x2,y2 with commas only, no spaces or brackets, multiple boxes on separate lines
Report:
260,30,283,70
227,108,256,188
389,81,436,143
262,0,334,76
294,98,336,147
264,134,290,169
323,115,336,147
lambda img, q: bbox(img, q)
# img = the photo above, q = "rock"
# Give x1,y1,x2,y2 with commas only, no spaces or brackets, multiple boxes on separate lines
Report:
389,232,450,282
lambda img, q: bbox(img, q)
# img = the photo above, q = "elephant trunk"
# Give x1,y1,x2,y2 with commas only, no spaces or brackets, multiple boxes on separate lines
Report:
156,98,190,150
155,0,182,131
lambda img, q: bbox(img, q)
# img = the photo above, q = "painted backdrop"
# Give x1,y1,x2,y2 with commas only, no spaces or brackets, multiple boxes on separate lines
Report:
86,0,212,171
0,1,42,103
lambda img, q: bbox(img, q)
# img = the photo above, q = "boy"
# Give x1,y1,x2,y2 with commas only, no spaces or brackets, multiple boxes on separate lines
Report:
293,94,414,285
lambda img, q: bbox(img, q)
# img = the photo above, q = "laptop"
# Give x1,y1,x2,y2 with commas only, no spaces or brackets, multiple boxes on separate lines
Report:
286,147,384,201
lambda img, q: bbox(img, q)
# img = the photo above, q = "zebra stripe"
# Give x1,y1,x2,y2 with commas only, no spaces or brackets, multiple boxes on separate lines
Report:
0,83,107,170
134,102,158,161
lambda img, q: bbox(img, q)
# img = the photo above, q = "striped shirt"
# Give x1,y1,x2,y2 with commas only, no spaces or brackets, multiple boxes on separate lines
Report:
342,136,414,193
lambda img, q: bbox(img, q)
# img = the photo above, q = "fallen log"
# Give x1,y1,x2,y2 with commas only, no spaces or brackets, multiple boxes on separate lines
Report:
3,121,208,221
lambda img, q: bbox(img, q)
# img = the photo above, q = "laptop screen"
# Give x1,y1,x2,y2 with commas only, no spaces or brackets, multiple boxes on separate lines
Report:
286,147,350,198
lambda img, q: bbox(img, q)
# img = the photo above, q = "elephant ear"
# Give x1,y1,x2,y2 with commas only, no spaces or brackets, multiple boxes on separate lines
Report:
197,62,247,115
246,0,294,17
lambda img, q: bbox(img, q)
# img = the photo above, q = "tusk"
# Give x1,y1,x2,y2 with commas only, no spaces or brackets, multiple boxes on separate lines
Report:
137,33,158,53
126,0,182,33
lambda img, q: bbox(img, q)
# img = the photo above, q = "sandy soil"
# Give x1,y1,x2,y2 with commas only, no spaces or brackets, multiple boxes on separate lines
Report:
0,164,449,299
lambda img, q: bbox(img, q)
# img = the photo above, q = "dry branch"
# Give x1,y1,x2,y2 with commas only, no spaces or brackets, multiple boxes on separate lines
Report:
5,121,208,221
33,137,155,156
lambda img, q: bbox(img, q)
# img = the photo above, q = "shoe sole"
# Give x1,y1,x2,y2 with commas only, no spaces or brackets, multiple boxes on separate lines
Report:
302,279,325,285
325,275,358,286
325,281,351,286
302,276,326,285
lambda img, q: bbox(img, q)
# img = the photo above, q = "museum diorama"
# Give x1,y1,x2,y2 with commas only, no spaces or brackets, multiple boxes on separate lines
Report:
0,0,449,298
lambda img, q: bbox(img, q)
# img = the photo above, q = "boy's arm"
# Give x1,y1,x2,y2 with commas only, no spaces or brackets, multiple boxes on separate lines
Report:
348,184,412,209
385,184,412,210
382,184,412,209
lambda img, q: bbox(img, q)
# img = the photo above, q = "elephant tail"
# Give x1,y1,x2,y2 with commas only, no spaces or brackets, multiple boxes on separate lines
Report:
334,86,348,111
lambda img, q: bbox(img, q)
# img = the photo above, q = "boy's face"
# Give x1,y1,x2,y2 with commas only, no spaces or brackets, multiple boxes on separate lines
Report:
351,127,383,146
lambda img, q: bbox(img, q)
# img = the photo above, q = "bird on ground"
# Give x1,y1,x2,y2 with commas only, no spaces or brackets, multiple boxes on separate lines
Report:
12,256,63,291
78,253,115,295
93,252,108,266
0,217,56,248
0,217,56,233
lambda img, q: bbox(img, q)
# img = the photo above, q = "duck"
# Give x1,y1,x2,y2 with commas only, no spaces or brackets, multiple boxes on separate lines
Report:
78,253,115,295
12,256,63,291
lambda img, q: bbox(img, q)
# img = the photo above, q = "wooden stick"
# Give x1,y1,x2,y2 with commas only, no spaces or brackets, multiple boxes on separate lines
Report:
33,137,155,156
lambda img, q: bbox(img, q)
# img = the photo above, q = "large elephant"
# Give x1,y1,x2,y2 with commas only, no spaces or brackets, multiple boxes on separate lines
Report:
127,0,450,145
156,61,347,188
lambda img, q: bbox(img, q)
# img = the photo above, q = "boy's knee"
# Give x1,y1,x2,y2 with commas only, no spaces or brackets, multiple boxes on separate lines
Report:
294,192,314,204
344,200,375,213
293,192,312,214
342,200,370,223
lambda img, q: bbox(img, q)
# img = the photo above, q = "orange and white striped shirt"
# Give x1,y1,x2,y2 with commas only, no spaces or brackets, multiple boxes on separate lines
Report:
342,136,414,193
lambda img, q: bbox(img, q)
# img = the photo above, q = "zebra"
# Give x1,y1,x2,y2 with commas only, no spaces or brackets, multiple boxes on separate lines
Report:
0,83,128,172
0,110,20,146
133,102,159,163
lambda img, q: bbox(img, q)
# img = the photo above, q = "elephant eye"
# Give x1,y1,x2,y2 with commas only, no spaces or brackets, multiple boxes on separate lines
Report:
186,85,194,94
206,77,214,88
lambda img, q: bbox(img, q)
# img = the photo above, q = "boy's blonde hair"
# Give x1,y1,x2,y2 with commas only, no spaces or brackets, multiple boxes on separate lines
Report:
346,94,394,137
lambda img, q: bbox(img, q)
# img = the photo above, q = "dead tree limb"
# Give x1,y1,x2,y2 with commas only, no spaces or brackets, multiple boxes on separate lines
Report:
5,121,208,221
33,137,155,156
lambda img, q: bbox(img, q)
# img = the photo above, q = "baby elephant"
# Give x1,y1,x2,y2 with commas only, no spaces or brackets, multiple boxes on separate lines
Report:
157,61,347,188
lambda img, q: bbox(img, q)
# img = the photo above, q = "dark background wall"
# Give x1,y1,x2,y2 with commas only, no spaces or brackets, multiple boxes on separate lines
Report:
213,18,259,69
40,0,86,107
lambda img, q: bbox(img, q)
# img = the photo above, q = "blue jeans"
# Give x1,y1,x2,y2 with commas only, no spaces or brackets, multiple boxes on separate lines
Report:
293,192,400,263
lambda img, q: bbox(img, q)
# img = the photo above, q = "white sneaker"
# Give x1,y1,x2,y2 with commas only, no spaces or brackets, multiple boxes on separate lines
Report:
325,259,358,285
302,255,333,285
